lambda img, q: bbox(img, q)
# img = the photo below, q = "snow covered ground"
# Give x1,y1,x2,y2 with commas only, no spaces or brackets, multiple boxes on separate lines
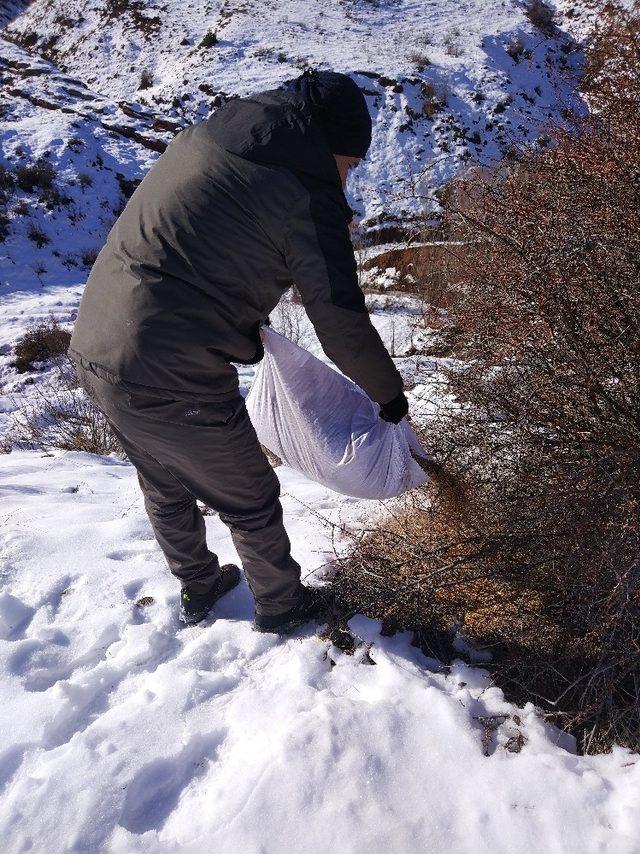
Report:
0,444,638,853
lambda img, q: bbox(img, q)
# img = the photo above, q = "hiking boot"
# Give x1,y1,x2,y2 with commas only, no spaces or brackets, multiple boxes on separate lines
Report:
253,585,331,635
179,564,241,625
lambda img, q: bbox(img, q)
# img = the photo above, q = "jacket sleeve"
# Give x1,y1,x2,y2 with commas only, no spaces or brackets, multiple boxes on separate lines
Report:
282,186,404,405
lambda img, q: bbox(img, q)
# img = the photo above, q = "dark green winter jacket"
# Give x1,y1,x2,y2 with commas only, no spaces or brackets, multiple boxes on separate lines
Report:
69,86,403,405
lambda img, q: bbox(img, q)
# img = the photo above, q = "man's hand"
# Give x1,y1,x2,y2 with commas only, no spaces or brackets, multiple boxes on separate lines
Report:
379,390,409,424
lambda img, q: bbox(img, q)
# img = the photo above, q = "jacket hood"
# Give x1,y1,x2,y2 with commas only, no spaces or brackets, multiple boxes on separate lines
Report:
204,88,342,187
279,69,372,159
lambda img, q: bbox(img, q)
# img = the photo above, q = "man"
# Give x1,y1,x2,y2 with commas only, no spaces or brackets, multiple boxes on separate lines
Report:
69,68,408,633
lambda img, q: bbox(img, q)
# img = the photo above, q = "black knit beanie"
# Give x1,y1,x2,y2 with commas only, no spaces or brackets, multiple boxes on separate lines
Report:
280,68,372,158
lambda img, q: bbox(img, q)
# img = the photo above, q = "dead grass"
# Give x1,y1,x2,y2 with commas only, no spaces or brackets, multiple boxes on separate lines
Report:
9,359,123,456
13,318,71,373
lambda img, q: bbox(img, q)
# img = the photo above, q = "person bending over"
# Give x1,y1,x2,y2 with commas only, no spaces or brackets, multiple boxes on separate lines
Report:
69,68,408,633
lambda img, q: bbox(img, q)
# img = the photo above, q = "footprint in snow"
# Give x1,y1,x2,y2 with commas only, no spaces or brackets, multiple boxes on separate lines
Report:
123,579,146,600
8,622,119,693
118,730,225,835
42,624,184,749
106,547,157,562
0,592,35,641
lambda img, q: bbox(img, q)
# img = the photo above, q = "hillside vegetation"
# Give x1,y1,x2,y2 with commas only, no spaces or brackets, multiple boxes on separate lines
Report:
337,1,640,755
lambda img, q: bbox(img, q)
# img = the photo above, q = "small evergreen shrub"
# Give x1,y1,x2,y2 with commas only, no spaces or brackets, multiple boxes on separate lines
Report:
199,30,217,49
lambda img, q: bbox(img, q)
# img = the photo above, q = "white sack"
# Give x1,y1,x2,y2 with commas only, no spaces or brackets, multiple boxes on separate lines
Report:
245,327,430,500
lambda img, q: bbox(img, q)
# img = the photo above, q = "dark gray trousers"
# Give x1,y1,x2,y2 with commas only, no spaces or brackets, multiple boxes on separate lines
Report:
76,364,303,616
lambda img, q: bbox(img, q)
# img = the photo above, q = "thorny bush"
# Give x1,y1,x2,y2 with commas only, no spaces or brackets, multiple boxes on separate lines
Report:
336,3,640,754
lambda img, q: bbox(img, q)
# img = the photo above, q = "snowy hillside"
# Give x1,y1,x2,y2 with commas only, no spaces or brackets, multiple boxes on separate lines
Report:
0,37,173,291
1,0,583,269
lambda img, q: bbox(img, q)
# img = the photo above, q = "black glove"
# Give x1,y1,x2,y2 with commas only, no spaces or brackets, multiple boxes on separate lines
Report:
379,391,409,424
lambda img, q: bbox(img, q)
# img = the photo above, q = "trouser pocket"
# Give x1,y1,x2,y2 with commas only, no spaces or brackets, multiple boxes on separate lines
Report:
126,392,244,427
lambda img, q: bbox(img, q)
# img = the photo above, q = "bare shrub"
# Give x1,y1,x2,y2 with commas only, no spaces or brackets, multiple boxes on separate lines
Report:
420,79,447,118
13,318,71,373
81,248,100,268
0,164,15,193
138,68,154,90
116,173,141,200
506,36,526,62
103,0,161,35
270,295,313,349
407,51,430,71
336,4,640,753
252,46,274,59
14,159,56,193
27,223,50,248
524,0,556,36
10,360,123,456
443,28,463,57
1,159,67,214
13,200,30,216
66,136,85,152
